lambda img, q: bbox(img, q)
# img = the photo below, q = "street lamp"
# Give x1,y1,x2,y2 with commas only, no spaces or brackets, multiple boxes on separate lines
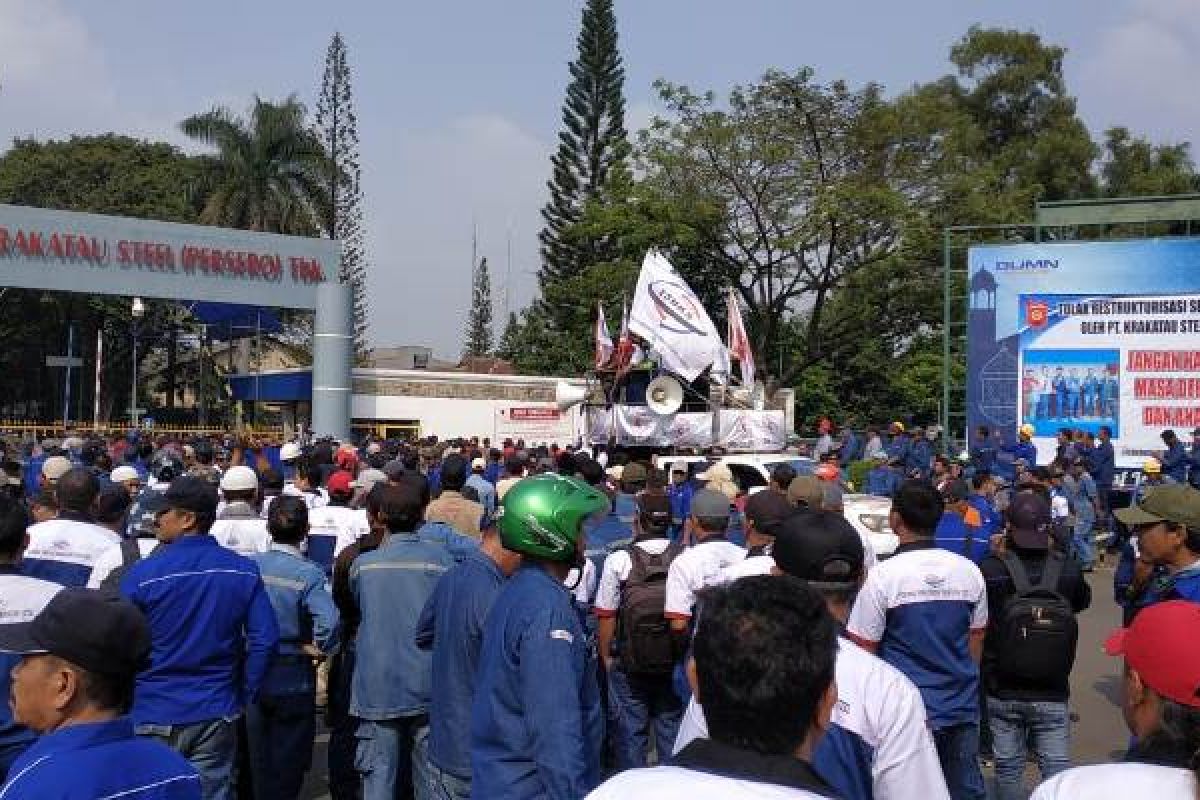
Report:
131,297,144,428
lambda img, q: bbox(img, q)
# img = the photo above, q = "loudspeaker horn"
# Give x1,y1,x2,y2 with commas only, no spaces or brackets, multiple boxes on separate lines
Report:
646,374,684,416
555,381,589,411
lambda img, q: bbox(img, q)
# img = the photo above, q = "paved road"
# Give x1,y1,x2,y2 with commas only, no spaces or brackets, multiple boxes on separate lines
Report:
299,564,1131,799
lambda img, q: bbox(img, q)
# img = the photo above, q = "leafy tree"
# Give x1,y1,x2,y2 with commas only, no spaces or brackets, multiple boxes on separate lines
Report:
464,256,495,358
181,95,329,235
1100,127,1198,197
316,32,370,361
537,0,630,311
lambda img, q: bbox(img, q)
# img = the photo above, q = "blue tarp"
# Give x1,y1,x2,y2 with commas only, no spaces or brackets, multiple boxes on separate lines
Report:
181,302,283,340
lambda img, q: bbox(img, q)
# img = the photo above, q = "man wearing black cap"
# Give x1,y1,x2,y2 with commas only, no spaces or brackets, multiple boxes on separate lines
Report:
672,512,950,800
119,476,280,800
0,589,201,798
723,489,792,579
978,492,1091,800
593,493,685,770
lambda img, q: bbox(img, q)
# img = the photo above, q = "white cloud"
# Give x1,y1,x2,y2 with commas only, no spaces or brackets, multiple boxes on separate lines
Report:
1075,0,1200,144
361,113,550,356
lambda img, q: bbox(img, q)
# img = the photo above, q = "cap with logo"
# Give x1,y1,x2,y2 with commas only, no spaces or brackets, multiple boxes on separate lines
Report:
0,588,150,678
1114,483,1200,530
773,511,864,590
41,456,72,482
1006,492,1053,549
745,490,793,537
220,465,259,493
1104,600,1200,710
163,475,219,516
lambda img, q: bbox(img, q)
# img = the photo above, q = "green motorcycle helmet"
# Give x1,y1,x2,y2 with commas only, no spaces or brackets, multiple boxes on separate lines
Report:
496,473,609,561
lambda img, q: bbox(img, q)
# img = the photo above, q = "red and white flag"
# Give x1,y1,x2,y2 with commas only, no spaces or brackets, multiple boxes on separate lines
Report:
727,289,755,388
615,299,636,370
594,302,614,369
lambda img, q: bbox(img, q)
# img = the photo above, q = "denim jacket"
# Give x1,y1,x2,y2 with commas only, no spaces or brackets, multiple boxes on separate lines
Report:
470,564,603,799
349,531,457,720
253,544,340,696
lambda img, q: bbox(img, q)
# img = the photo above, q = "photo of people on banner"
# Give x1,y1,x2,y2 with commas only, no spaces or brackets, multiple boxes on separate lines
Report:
1021,349,1120,437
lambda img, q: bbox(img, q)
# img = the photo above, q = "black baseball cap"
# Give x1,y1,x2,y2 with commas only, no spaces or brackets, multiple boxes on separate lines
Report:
130,491,168,537
636,493,672,535
1006,492,1052,549
0,589,150,677
772,511,865,590
940,479,969,504
163,475,219,516
745,490,793,537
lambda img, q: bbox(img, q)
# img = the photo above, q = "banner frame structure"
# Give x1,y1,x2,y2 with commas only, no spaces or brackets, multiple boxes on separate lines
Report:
0,203,353,440
942,193,1200,456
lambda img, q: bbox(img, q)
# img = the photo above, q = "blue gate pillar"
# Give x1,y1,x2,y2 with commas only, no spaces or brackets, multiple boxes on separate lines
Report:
311,282,354,440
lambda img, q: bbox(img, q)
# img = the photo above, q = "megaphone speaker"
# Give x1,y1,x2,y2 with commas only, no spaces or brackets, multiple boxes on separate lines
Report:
646,375,684,416
555,381,589,411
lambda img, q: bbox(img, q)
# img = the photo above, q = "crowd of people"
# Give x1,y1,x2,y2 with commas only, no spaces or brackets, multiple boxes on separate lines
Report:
0,428,1196,799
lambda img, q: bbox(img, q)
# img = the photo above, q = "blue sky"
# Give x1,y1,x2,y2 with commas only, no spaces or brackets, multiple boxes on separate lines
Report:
1,0,1197,357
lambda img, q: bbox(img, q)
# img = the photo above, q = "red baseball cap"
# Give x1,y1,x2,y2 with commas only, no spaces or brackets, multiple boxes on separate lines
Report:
327,470,354,495
1104,600,1200,709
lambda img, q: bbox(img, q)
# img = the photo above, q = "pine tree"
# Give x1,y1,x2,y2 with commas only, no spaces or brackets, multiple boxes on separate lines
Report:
316,32,370,362
537,0,629,306
497,311,521,362
464,257,494,358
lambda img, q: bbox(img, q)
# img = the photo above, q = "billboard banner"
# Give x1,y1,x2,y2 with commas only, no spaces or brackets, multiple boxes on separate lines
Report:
494,406,575,444
968,239,1200,466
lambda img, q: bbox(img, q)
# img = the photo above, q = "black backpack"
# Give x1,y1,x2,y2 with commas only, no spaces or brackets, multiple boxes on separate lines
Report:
617,541,684,675
995,552,1078,684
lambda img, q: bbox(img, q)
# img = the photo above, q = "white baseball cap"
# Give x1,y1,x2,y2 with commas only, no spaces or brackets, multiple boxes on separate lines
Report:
110,466,140,484
280,442,302,462
220,465,259,492
42,456,72,482
471,457,487,470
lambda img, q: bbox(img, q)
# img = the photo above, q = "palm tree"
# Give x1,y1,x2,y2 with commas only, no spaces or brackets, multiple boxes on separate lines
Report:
181,95,329,235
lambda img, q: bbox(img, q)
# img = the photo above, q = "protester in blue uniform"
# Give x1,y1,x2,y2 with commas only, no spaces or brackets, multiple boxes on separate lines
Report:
936,480,987,562
0,499,62,781
907,428,933,480
0,588,201,799
866,453,899,497
416,521,523,800
970,426,997,475
471,474,609,800
1069,458,1100,571
248,496,340,800
1004,424,1038,472
885,422,910,467
120,475,280,800
967,472,1003,543
1160,430,1189,484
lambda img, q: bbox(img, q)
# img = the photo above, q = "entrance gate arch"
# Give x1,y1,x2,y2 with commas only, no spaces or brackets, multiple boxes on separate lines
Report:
0,203,353,438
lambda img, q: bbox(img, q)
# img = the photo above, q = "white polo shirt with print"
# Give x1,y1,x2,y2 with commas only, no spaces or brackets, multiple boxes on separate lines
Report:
664,538,747,621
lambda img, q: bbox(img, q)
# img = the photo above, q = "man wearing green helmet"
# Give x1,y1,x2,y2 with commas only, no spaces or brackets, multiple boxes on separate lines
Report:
470,473,611,799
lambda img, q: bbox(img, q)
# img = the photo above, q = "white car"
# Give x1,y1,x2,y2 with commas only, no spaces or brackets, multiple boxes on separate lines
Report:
651,452,898,558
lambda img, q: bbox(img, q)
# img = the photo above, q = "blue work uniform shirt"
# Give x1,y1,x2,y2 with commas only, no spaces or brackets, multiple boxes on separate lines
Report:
120,533,280,726
935,510,987,563
415,549,507,780
865,465,898,498
252,544,340,696
471,563,603,800
967,493,1002,541
0,716,200,799
349,531,457,720
1163,441,1189,483
1091,440,1116,489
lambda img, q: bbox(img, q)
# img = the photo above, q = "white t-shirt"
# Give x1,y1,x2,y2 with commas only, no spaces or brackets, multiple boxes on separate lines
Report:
87,539,160,589
594,538,673,614
1030,763,1194,800
722,553,775,581
209,516,271,558
673,638,950,800
0,572,61,624
586,765,829,799
307,504,368,560
23,518,122,586
664,539,747,620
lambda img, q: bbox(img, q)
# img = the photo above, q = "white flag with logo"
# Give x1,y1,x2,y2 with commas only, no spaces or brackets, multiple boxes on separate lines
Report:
628,250,726,382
